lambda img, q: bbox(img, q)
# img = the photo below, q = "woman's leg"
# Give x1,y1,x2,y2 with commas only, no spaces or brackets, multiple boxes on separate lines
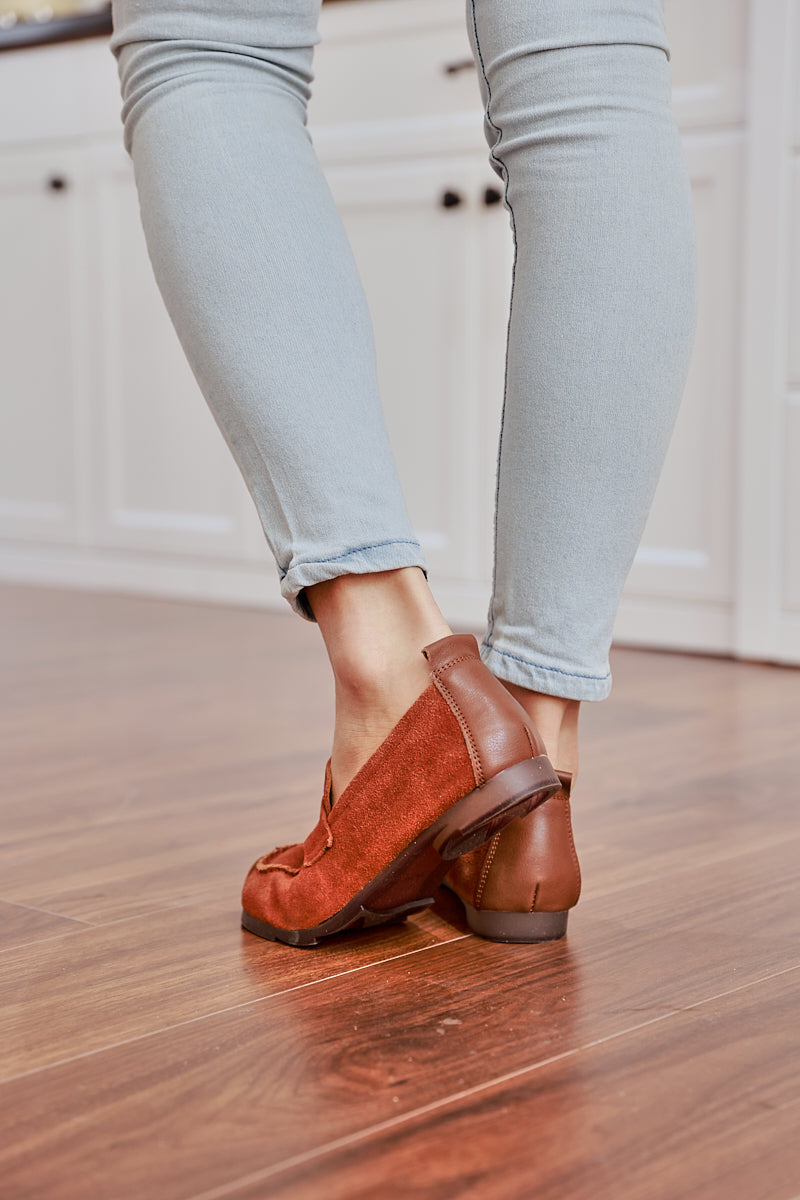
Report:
111,0,425,613
468,0,697,772
111,0,456,798
112,0,563,950
444,1,697,941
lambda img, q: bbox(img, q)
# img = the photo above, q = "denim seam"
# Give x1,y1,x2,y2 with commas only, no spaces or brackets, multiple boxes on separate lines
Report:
482,642,611,684
469,0,517,644
280,538,422,577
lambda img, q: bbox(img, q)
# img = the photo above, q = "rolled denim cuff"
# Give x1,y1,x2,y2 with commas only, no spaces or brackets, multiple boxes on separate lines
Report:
480,640,612,702
281,540,428,621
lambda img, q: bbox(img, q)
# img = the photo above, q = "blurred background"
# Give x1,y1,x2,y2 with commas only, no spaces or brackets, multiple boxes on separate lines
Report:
0,0,797,667
2,0,105,10
0,0,109,46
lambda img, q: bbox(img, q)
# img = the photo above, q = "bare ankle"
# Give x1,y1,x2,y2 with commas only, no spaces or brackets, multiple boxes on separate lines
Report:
502,682,580,779
305,567,451,800
307,568,449,679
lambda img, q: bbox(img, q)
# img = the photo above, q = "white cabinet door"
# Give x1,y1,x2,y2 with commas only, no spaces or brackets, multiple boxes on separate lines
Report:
87,144,254,562
0,146,88,545
736,0,800,664
784,143,800,634
616,136,745,652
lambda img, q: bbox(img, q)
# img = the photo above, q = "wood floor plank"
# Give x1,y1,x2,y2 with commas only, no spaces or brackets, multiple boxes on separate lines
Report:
0,585,333,813
6,744,797,926
1,840,798,1199
0,900,88,952
246,968,800,1200
573,647,800,897
3,744,795,926
573,755,799,899
0,754,326,923
3,583,799,1200
3,585,796,921
2,581,797,925
0,906,464,1079
5,751,796,927
0,585,336,922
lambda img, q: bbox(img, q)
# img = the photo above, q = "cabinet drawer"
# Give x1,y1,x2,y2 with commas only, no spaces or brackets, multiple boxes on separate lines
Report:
313,0,479,128
0,38,120,145
314,0,750,133
665,0,748,127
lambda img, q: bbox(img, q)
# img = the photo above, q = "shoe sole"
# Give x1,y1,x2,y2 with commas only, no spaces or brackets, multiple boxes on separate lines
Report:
451,895,570,943
241,754,560,947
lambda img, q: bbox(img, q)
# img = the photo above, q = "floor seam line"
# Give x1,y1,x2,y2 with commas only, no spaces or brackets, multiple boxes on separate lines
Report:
0,905,198,955
0,897,97,926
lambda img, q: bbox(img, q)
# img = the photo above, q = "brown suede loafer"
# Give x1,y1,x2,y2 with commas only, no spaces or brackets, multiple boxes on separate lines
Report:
443,771,581,942
241,633,561,947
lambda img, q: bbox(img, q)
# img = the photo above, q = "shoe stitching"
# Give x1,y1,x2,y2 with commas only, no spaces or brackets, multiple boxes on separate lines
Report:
283,539,423,572
431,670,484,787
523,725,538,758
256,860,301,876
255,845,298,874
434,652,476,672
530,880,540,914
475,833,499,907
302,805,334,869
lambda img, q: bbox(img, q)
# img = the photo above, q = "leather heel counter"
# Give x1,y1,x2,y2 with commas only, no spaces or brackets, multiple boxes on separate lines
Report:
531,792,581,911
423,634,547,784
479,779,581,914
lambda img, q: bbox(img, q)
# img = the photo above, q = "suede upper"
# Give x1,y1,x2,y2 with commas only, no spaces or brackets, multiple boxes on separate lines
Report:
242,684,475,929
242,632,550,934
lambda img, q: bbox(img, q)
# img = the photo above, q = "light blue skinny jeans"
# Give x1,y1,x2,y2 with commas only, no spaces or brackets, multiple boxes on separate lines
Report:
110,0,697,702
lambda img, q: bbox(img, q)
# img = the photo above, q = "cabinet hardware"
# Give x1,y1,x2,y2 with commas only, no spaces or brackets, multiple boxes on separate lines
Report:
443,58,475,75
483,186,503,207
47,176,68,192
440,190,463,209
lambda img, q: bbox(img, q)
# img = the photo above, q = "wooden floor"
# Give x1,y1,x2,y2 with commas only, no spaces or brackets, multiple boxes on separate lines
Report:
1,582,799,1200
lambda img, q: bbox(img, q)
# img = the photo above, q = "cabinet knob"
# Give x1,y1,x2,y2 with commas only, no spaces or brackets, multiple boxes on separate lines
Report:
47,176,68,192
483,186,503,207
440,190,464,210
443,58,475,75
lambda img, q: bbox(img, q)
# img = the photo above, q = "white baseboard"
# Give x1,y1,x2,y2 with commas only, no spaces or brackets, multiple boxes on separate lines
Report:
0,542,747,660
613,594,734,654
0,543,285,610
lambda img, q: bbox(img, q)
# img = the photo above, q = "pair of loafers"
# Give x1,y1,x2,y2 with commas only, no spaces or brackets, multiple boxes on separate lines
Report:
241,632,580,948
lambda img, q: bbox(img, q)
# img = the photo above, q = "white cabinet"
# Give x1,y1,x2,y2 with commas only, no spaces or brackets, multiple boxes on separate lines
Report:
735,0,800,663
615,0,749,651
616,137,745,652
0,135,262,586
89,144,252,562
0,145,88,546
0,0,798,666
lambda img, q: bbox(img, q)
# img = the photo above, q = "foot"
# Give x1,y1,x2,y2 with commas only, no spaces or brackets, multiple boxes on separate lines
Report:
500,684,580,781
242,634,562,946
